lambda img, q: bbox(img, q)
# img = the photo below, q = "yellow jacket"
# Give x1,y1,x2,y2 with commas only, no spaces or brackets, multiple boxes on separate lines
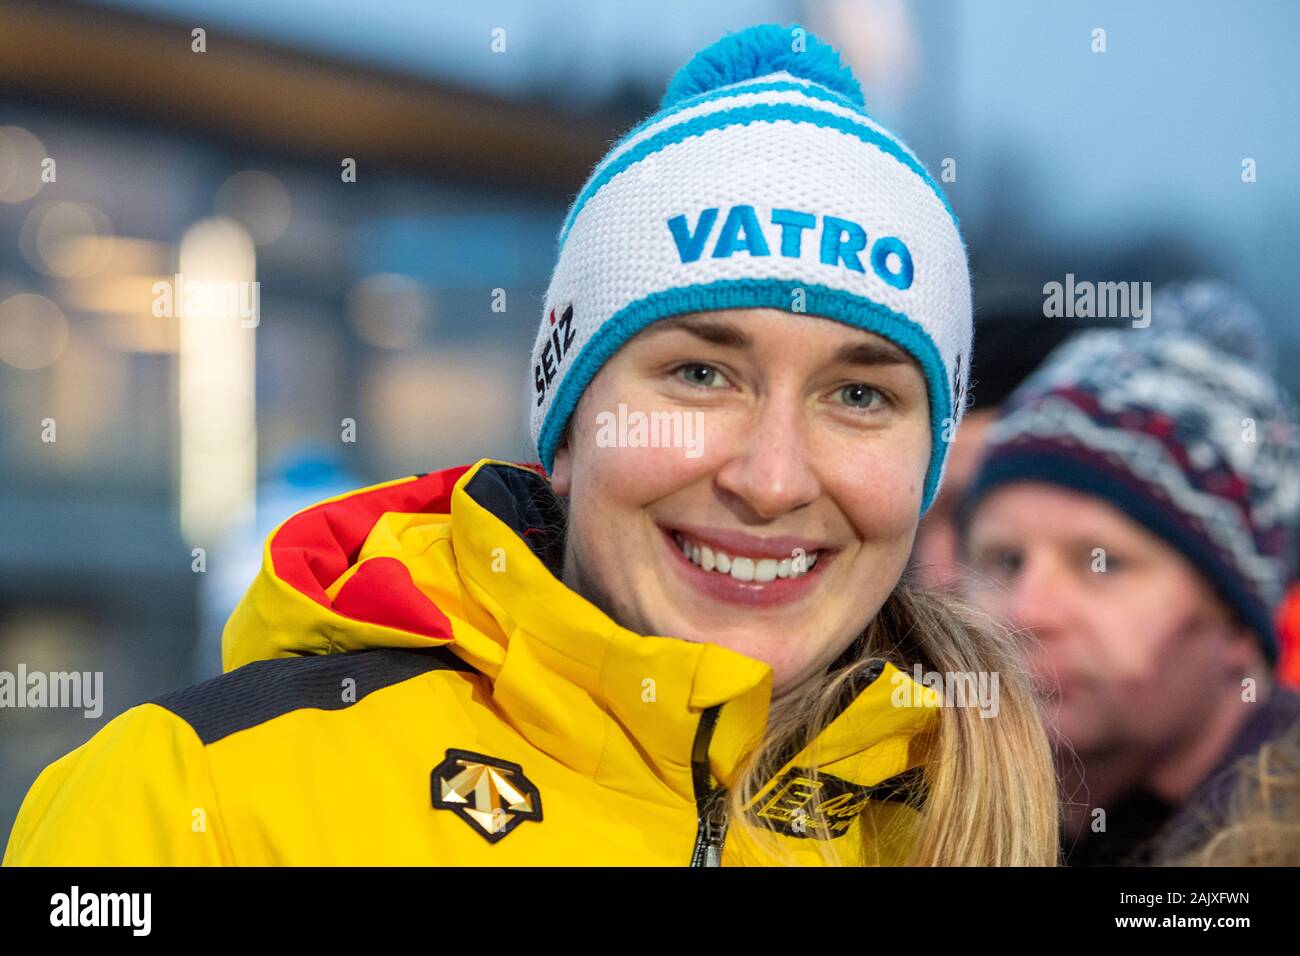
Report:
4,459,940,866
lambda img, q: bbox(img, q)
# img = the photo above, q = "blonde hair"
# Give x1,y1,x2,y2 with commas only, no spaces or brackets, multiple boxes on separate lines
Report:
1159,720,1300,867
722,581,1062,866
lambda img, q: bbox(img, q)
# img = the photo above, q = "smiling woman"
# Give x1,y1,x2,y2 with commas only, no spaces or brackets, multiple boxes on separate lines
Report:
4,23,1058,869
555,309,933,662
549,306,1056,865
526,22,1057,865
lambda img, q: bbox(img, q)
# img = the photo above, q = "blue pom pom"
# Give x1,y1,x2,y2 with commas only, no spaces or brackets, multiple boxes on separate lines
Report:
661,23,864,110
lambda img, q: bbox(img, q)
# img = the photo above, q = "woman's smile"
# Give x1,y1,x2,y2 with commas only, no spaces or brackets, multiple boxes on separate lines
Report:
657,522,836,608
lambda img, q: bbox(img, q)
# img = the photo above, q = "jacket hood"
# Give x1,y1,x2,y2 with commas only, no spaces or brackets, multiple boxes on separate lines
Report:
223,458,941,806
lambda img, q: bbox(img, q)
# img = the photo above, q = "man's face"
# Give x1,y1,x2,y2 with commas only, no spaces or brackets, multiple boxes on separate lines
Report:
963,482,1256,757
550,308,932,698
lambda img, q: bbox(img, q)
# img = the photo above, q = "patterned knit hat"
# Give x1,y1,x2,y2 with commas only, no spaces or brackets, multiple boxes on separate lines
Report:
959,281,1300,662
529,23,972,514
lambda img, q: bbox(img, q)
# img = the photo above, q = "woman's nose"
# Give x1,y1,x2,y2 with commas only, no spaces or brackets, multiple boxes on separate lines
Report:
712,398,821,520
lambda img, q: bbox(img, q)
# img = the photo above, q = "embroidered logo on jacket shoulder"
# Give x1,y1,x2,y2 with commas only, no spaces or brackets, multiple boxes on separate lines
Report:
431,749,543,844
751,766,924,839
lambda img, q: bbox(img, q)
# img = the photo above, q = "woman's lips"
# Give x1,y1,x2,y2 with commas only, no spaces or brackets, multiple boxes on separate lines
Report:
666,523,827,560
657,525,834,608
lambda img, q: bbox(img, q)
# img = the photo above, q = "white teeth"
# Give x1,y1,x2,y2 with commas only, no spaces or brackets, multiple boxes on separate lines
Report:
672,531,820,581
730,556,755,582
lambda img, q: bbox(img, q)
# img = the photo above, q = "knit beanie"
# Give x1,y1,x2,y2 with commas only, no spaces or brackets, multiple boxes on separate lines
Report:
959,280,1300,662
528,23,972,514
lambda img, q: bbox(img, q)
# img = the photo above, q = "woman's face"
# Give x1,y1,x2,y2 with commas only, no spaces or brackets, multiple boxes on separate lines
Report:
550,308,932,698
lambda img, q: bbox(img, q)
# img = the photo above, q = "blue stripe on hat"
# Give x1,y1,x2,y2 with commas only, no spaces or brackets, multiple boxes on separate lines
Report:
536,278,954,516
597,77,869,173
557,101,960,251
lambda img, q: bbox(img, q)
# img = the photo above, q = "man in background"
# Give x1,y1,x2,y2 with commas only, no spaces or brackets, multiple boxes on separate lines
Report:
957,281,1300,865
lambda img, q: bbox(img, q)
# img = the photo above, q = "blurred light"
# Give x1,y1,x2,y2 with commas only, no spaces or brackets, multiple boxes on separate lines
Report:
63,235,171,275
0,126,47,203
817,0,920,115
50,236,176,350
347,273,431,349
0,293,69,369
177,217,257,546
60,274,172,317
214,170,292,245
19,202,115,277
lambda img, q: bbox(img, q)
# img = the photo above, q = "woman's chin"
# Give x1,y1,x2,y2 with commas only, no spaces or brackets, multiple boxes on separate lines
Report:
655,620,790,669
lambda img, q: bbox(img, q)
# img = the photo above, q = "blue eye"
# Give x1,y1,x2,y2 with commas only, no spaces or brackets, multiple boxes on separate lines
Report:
840,383,886,409
677,363,725,388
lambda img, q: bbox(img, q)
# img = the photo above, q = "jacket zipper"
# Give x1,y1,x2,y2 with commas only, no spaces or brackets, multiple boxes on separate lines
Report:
689,704,727,867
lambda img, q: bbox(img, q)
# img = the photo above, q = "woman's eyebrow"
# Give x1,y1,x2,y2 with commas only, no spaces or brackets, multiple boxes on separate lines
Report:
646,316,751,348
830,340,913,367
645,316,913,366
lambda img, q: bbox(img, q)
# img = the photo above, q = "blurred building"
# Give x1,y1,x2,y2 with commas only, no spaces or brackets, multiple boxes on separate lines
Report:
2,0,1298,842
0,0,635,836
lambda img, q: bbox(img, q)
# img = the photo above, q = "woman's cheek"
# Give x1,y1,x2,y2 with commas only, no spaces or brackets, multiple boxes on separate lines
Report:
601,403,742,487
583,439,707,504
819,435,927,537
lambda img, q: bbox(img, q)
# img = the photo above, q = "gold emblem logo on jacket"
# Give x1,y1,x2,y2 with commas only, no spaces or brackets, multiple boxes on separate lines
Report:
752,767,923,839
431,749,543,843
